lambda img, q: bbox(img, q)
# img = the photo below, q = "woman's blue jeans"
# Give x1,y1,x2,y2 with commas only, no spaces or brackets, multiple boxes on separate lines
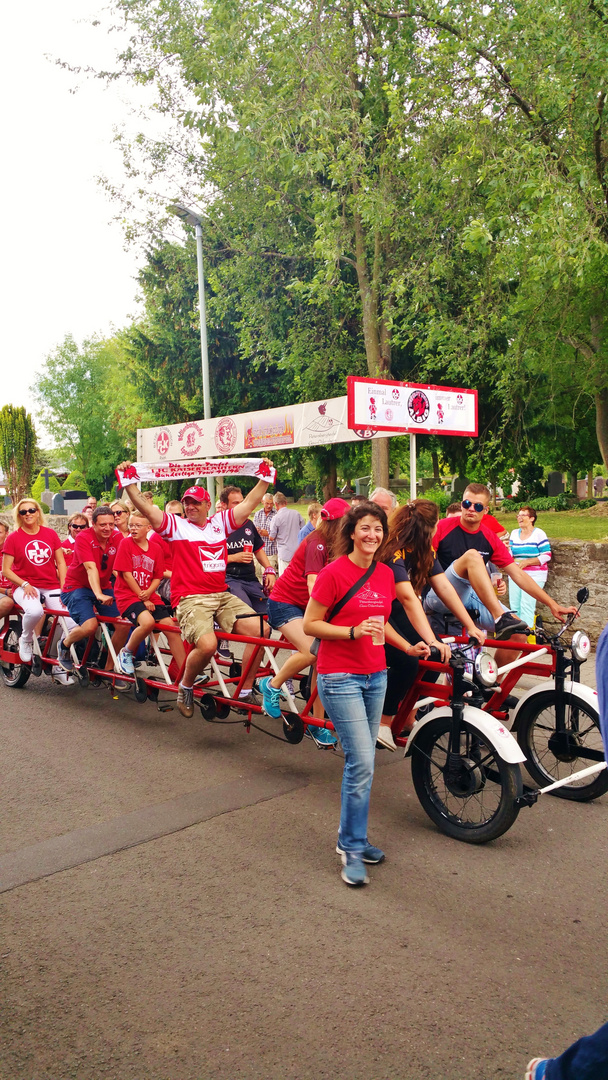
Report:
545,1020,608,1079
317,669,387,853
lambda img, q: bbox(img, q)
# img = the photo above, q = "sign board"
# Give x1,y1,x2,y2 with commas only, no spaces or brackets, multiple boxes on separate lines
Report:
138,396,388,464
347,376,478,437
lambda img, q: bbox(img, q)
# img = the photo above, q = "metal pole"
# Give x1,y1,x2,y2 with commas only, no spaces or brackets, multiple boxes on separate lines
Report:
195,222,215,506
409,433,416,499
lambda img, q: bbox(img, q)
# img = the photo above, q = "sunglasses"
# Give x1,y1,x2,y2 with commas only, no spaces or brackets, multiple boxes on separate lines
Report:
101,552,109,570
113,510,126,517
461,499,485,513
70,524,88,531
19,508,38,516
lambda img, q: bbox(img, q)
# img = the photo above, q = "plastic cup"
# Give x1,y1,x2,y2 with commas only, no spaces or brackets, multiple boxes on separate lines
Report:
490,572,502,595
369,616,385,645
242,541,254,555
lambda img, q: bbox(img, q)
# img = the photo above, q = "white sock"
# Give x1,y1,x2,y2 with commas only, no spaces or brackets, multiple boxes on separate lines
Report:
180,682,193,691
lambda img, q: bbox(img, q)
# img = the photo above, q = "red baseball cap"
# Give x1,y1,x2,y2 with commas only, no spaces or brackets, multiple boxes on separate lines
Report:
182,486,211,504
320,497,350,521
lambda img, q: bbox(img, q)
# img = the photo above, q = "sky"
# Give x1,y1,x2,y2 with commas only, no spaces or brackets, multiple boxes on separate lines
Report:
0,0,154,441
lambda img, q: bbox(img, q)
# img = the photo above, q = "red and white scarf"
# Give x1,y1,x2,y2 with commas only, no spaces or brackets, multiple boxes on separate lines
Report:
115,458,276,488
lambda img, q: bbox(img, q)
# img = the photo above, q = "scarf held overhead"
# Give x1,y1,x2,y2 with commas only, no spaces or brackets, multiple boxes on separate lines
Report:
115,458,277,488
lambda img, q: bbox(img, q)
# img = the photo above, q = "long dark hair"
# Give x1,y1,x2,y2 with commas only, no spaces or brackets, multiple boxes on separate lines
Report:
304,517,342,562
333,502,389,561
382,499,438,594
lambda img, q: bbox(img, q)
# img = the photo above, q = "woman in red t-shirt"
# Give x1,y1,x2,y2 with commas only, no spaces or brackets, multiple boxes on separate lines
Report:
2,497,71,663
259,498,350,742
303,502,425,887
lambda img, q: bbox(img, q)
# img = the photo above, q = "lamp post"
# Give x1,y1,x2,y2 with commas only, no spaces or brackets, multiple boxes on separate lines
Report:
168,202,214,505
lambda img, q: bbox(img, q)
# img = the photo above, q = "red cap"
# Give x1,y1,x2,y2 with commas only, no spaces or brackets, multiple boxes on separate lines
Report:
320,497,350,521
182,486,211,504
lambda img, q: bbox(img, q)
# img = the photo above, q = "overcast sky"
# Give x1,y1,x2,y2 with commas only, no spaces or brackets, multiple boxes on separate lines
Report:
0,0,152,441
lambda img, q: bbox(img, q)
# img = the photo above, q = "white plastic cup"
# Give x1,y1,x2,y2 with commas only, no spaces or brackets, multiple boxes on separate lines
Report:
369,616,385,645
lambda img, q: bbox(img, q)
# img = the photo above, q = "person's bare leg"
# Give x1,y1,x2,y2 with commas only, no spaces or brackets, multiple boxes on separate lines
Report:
494,634,528,673
451,550,504,621
105,623,130,670
309,667,324,720
159,618,186,671
124,612,155,655
0,597,15,620
269,619,316,690
62,618,98,648
234,615,270,690
183,631,217,686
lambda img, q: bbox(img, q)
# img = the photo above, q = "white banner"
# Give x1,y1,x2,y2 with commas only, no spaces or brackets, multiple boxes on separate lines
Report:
137,396,386,463
115,458,277,488
347,377,478,436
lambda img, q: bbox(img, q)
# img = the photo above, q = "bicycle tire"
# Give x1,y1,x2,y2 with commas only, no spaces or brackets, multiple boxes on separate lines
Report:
516,690,608,802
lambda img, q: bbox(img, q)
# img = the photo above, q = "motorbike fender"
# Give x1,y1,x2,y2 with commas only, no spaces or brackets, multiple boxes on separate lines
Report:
511,680,599,726
405,705,527,764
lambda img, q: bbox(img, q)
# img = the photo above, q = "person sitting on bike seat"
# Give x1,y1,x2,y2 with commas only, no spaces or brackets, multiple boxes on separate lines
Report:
0,521,16,622
423,485,576,669
57,505,130,675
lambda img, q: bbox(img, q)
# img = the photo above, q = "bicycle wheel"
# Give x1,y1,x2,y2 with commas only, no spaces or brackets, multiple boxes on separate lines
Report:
0,618,31,689
516,690,608,801
410,716,522,842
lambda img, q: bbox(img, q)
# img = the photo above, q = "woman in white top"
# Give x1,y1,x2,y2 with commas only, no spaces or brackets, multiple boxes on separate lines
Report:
508,506,551,628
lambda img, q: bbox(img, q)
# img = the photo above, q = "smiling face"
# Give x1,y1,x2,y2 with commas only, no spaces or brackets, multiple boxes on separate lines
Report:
517,508,534,527
93,513,115,545
182,497,209,526
350,514,386,559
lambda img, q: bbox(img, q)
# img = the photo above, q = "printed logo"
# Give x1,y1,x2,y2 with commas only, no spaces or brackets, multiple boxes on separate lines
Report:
155,429,172,457
198,546,226,573
392,388,400,400
353,428,375,440
369,397,377,420
385,408,393,422
25,539,52,565
407,390,430,424
178,422,204,458
457,394,463,405
215,417,237,454
436,403,444,424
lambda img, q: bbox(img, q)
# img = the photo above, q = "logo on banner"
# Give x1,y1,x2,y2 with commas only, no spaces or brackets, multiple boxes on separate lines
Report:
215,417,237,454
392,388,400,400
408,390,430,424
353,428,375,440
436,403,444,424
304,402,341,443
178,422,204,457
457,394,463,405
385,408,393,422
155,429,172,457
25,539,52,565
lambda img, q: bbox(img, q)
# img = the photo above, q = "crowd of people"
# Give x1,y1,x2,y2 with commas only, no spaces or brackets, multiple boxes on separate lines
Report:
1,474,576,893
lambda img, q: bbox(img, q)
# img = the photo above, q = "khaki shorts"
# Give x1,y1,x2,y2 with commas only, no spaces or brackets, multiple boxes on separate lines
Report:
176,592,256,644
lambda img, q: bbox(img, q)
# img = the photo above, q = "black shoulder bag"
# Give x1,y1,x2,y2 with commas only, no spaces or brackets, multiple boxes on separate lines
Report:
309,563,377,657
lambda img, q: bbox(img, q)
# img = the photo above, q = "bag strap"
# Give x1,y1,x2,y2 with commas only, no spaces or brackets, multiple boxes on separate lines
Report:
325,562,377,624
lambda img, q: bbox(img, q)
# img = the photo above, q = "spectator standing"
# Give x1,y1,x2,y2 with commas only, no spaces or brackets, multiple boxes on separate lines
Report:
508,506,551,627
298,502,322,542
253,493,278,575
269,493,304,574
369,487,397,515
82,496,97,525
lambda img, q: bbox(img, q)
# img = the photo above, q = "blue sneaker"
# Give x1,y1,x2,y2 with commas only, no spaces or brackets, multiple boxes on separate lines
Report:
56,639,74,673
340,852,369,886
259,676,283,719
305,725,338,749
117,648,135,675
336,842,385,864
525,1060,549,1080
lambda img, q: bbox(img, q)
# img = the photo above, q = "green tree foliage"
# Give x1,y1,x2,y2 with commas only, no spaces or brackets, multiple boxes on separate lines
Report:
61,470,90,494
0,405,37,505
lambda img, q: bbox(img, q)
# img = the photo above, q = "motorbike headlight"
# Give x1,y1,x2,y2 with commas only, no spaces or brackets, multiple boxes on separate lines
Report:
571,631,591,661
474,651,498,687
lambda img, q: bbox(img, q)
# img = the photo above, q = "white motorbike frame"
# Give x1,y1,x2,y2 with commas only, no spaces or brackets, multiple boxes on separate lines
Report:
404,704,527,764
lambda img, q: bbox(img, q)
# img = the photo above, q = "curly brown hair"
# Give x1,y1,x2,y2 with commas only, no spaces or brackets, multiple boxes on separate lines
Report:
333,502,389,561
382,499,439,594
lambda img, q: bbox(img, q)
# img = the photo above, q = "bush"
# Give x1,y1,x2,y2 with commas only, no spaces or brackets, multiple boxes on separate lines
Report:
61,470,89,494
576,498,597,510
31,470,61,503
507,494,572,513
413,486,451,513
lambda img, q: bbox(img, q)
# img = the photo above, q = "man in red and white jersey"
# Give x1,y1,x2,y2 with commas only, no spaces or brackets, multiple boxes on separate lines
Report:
424,483,576,661
118,463,275,717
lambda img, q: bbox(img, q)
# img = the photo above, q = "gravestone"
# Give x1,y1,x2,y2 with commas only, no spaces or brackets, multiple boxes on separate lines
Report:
40,489,53,509
547,471,564,497
419,477,436,493
451,475,470,496
51,492,66,515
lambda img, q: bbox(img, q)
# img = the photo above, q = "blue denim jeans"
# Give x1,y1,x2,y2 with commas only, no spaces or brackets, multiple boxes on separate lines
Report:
595,623,608,757
424,563,507,634
545,1020,608,1079
317,669,387,853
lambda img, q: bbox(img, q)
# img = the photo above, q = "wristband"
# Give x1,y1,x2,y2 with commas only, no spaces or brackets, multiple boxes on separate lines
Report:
21,582,29,588
349,626,355,640
262,567,276,576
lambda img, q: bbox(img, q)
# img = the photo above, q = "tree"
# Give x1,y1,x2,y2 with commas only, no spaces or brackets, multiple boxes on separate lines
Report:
0,405,36,505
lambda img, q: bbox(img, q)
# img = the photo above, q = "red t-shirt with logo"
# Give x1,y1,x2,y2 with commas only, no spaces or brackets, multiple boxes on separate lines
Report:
270,535,330,610
311,556,395,675
62,527,122,592
154,509,238,606
113,535,165,614
3,526,62,589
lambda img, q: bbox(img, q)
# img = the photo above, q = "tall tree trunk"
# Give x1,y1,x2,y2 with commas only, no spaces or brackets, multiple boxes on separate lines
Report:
432,451,440,483
595,386,608,471
587,470,594,498
322,452,338,500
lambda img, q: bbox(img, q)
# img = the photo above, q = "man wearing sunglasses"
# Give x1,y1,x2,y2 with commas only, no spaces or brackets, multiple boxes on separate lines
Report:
424,483,577,648
57,505,130,675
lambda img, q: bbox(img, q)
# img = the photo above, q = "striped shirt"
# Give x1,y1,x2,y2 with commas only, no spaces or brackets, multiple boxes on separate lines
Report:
253,508,278,556
509,527,551,580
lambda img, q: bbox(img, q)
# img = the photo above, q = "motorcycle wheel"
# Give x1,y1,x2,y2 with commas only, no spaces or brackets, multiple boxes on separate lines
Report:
1,618,31,689
516,690,608,802
410,716,522,843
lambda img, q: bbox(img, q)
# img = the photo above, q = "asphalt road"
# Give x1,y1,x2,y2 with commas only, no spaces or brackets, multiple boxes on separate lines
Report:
2,663,607,1080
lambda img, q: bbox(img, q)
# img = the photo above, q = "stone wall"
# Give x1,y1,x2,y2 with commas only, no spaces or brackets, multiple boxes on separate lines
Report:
0,514,70,538
542,542,608,642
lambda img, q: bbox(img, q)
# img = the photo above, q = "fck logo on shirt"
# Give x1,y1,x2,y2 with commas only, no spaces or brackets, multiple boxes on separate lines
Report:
25,539,52,565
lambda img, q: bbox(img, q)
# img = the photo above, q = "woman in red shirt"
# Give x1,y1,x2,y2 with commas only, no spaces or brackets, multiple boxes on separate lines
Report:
2,498,70,663
303,503,425,887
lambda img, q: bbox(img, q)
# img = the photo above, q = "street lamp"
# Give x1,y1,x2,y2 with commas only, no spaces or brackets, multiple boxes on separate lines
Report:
168,201,214,504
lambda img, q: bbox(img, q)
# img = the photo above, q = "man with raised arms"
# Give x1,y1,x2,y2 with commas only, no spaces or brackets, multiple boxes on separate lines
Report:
117,462,274,717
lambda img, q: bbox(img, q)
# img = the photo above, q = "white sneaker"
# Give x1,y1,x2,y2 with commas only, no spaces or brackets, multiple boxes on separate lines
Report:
376,725,397,752
18,634,33,663
52,670,75,687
